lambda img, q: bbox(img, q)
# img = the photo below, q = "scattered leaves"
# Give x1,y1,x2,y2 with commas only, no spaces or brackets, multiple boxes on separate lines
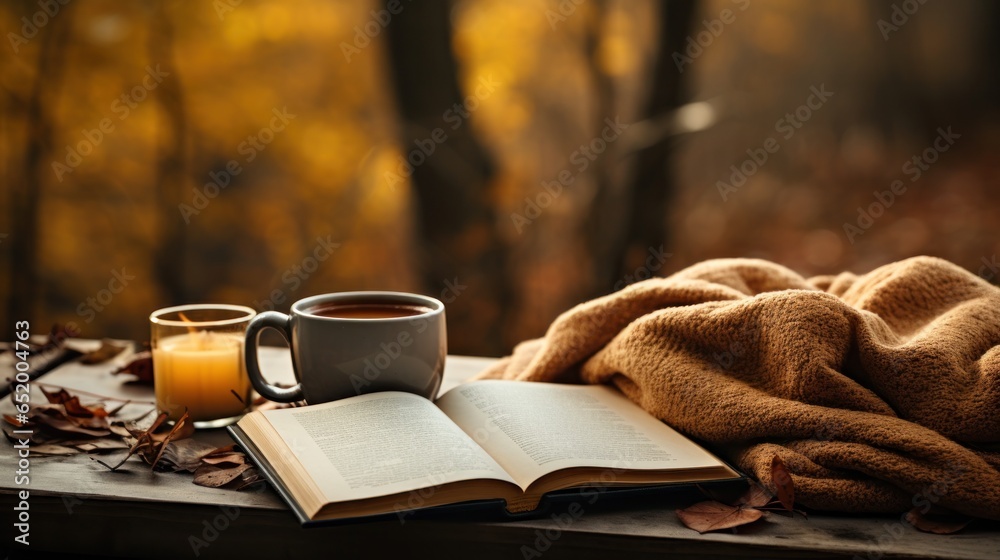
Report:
113,351,153,385
5,388,115,439
3,386,146,456
96,411,193,471
677,478,807,534
4,384,262,492
905,508,973,534
770,455,795,512
676,500,764,533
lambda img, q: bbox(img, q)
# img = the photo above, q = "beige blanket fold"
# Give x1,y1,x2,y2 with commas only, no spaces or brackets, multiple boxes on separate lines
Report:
480,256,1000,519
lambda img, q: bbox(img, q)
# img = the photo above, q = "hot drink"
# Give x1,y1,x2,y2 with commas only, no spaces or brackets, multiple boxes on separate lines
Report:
306,302,431,319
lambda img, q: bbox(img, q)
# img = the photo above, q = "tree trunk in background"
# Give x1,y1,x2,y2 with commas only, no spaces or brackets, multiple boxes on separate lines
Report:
7,3,76,330
582,0,626,296
383,0,508,355
149,0,188,307
614,0,696,286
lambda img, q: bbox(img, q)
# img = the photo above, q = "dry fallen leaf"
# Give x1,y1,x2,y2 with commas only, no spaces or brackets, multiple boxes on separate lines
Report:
905,509,973,534
5,386,153,460
33,413,110,437
194,462,253,488
770,455,795,512
229,470,265,490
158,439,219,472
98,411,194,472
676,500,764,533
188,444,264,490
113,351,154,385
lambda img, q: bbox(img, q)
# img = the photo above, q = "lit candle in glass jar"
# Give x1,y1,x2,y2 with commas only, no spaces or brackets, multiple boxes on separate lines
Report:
150,305,255,428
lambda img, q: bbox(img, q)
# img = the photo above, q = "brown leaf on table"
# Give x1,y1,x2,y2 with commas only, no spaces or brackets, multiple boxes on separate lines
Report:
904,509,973,534
200,444,246,466
737,481,776,509
34,402,110,429
5,386,140,460
198,444,247,467
227,467,265,490
193,462,253,488
158,439,219,472
32,413,111,437
770,455,795,512
76,339,128,364
187,444,264,490
98,411,193,472
113,351,154,385
109,424,132,437
30,443,81,456
39,387,109,418
40,387,74,405
676,501,764,533
148,412,193,469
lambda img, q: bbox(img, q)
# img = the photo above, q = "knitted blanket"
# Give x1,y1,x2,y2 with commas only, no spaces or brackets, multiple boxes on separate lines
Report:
480,256,1000,519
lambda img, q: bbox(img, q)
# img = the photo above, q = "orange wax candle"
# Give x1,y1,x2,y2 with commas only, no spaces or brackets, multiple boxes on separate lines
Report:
153,331,250,423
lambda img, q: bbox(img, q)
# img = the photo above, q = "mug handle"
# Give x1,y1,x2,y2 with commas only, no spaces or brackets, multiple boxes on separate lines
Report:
245,311,304,403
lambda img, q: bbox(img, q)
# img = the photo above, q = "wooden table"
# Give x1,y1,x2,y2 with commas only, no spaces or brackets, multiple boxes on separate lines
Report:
1,343,998,559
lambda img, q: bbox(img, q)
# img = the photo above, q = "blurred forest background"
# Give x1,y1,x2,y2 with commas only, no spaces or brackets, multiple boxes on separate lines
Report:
2,0,999,356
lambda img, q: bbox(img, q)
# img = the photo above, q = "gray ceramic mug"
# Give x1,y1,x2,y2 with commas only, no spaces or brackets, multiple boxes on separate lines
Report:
244,291,446,404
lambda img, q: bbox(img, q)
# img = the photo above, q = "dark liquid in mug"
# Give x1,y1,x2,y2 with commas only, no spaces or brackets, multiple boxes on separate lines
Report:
307,302,432,319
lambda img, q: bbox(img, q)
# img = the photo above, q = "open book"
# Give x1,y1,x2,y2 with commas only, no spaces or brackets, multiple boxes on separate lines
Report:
230,380,741,524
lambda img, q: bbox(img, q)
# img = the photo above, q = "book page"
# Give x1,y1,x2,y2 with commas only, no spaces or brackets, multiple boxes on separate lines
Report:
262,391,516,504
436,380,727,488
